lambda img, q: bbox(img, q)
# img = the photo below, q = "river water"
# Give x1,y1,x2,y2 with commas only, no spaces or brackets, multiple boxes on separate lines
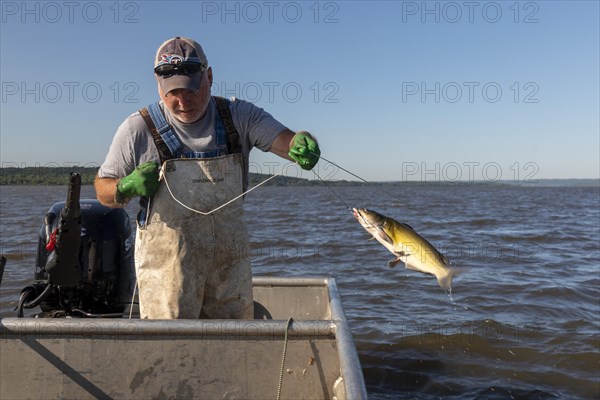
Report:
1,184,598,399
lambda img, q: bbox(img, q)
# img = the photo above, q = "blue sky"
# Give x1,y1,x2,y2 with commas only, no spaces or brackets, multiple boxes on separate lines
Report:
1,1,598,182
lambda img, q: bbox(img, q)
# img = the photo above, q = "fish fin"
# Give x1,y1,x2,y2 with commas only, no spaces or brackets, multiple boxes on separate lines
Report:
442,255,451,265
375,227,394,245
451,266,469,276
400,222,415,231
387,258,402,268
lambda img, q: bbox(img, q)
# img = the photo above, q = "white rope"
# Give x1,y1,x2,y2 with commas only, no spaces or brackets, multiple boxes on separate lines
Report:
162,169,285,216
277,317,294,400
128,278,137,319
144,197,151,226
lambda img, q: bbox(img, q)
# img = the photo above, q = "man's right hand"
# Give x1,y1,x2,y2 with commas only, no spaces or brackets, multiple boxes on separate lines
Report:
116,162,160,201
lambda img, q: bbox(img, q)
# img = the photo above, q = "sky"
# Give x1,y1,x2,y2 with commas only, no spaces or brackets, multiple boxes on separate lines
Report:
1,0,598,182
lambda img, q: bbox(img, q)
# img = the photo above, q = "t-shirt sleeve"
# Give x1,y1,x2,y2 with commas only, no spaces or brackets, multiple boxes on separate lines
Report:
229,98,288,152
97,112,160,179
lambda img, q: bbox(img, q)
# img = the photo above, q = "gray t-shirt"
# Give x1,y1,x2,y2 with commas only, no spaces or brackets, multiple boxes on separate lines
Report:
98,96,287,184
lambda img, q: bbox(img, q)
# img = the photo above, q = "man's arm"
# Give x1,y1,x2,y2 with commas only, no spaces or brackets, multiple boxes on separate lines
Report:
269,129,296,161
95,175,123,208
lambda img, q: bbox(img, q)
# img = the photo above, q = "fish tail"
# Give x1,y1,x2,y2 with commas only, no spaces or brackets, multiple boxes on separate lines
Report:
436,270,454,291
436,267,465,291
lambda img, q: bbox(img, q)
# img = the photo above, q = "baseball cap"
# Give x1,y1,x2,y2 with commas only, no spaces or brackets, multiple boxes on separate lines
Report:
154,37,208,94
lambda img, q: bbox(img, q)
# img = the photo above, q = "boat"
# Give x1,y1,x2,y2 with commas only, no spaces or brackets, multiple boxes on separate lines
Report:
0,173,367,399
1,276,367,399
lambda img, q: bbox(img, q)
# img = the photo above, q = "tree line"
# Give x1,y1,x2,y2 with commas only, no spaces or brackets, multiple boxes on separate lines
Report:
0,167,363,186
0,167,98,185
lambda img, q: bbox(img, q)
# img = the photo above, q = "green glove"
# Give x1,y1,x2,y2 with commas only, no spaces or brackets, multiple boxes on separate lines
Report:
288,131,320,170
116,162,160,202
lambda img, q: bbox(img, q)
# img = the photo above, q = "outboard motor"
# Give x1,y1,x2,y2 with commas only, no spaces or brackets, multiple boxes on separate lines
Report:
18,173,135,317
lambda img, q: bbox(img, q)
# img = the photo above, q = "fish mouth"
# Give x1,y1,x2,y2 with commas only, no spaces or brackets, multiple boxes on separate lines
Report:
353,208,379,229
352,208,367,225
353,208,394,245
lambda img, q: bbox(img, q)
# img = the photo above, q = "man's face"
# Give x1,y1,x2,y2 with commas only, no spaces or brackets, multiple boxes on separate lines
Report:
159,68,213,123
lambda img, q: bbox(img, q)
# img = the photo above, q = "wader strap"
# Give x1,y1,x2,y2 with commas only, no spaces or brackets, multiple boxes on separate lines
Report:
147,102,183,157
139,106,174,165
214,96,241,154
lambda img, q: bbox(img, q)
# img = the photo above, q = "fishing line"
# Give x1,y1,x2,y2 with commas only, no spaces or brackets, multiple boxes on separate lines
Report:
161,167,285,216
312,169,351,211
311,152,403,209
315,153,371,184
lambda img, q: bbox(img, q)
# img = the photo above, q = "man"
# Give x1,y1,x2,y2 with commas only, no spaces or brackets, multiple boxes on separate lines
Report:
95,37,319,319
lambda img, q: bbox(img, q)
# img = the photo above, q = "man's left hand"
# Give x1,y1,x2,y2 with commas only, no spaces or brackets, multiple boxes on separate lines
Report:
288,131,320,170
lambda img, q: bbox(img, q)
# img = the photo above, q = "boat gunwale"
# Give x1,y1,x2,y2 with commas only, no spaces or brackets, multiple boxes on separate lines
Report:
0,318,337,337
326,277,368,400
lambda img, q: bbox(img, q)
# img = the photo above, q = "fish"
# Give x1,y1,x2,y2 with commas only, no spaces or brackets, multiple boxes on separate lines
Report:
353,208,461,291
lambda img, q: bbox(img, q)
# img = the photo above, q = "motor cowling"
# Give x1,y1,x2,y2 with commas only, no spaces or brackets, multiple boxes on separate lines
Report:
33,199,135,316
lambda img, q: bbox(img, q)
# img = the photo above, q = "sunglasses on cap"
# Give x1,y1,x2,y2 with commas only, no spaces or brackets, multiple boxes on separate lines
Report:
154,62,206,77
